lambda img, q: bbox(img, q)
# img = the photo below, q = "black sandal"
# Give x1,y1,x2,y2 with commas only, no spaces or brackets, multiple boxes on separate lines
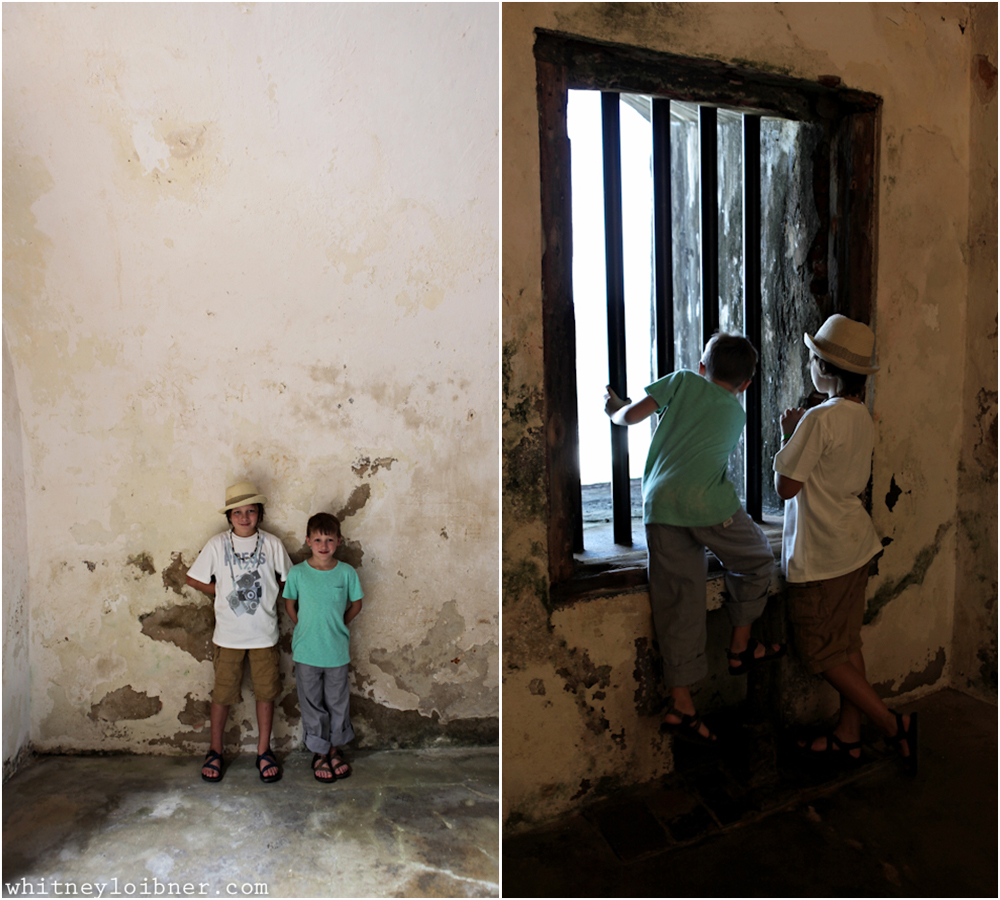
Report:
329,753,351,780
885,711,918,775
201,749,224,783
727,638,787,676
312,753,335,784
797,732,862,768
256,748,281,783
659,697,718,747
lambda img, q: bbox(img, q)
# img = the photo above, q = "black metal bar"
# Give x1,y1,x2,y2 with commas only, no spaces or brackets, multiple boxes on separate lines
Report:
652,98,674,381
700,106,719,345
743,114,763,521
601,92,632,547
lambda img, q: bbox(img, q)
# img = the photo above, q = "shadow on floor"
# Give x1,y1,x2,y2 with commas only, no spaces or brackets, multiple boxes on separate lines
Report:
502,689,996,898
3,746,498,898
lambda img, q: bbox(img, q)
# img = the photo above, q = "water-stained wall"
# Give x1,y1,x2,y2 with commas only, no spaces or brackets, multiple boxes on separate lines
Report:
3,3,498,765
503,2,997,830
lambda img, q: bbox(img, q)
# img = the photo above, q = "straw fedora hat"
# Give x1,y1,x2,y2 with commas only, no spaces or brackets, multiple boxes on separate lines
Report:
804,314,879,375
219,481,267,513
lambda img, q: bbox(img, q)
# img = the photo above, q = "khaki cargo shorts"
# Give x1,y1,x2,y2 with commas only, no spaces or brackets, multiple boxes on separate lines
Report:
211,644,281,705
786,563,868,674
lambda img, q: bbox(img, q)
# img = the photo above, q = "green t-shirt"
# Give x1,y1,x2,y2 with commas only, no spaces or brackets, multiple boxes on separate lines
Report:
642,370,746,526
283,560,363,668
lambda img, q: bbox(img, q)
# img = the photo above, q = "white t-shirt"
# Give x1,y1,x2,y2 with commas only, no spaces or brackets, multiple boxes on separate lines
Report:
187,530,293,649
773,398,882,583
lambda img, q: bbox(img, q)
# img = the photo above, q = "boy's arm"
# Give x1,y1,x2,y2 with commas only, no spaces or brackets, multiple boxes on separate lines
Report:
344,599,362,626
185,575,216,597
775,473,803,500
283,593,297,626
605,386,659,426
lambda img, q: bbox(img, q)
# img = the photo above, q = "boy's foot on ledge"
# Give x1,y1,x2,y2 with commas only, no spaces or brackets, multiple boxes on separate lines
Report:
662,697,716,744
727,638,786,674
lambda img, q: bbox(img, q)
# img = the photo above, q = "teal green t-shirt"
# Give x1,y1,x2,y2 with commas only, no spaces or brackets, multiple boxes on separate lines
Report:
284,560,364,668
642,370,746,526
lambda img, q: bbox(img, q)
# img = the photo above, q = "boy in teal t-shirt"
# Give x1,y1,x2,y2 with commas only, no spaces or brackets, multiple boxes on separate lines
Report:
283,513,363,782
604,333,782,746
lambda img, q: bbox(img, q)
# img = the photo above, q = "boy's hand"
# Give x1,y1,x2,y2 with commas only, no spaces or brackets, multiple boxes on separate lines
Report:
604,386,630,418
780,407,806,436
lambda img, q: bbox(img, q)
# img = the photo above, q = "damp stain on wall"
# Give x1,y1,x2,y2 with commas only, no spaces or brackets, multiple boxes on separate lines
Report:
865,521,954,624
88,686,162,722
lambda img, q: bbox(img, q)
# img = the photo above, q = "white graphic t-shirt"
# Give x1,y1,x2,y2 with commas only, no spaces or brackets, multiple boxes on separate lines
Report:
187,530,293,649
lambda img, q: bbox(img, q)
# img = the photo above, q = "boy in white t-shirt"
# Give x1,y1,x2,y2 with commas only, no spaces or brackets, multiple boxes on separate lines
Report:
774,315,916,773
185,481,293,784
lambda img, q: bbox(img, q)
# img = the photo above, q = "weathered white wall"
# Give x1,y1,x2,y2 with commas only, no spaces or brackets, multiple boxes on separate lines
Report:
503,1,997,830
3,333,31,776
3,2,498,757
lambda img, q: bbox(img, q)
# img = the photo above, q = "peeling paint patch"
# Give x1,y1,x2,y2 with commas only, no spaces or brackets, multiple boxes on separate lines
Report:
89,686,162,722
865,522,953,624
335,484,371,520
177,694,211,728
127,552,156,576
335,540,365,569
352,456,397,478
368,601,496,720
161,552,190,596
884,475,907,511
874,647,946,698
528,679,546,696
279,690,301,723
139,603,215,662
350,695,498,749
83,561,97,572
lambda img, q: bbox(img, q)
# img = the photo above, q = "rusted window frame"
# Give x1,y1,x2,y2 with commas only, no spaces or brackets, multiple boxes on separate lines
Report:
535,29,881,603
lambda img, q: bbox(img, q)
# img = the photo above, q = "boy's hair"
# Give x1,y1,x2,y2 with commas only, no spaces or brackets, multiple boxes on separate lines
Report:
815,356,868,398
225,503,264,525
306,512,342,539
702,332,758,387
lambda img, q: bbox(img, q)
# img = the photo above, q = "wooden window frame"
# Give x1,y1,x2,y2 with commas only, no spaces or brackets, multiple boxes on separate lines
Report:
534,30,881,603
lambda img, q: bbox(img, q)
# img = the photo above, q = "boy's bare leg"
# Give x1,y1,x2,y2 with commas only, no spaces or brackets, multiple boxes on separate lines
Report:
663,686,713,740
818,654,912,759
201,702,230,778
727,624,782,667
255,700,278,778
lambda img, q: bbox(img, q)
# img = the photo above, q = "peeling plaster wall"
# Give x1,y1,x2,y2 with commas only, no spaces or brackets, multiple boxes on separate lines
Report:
502,2,997,830
953,4,998,701
3,333,32,778
3,3,498,755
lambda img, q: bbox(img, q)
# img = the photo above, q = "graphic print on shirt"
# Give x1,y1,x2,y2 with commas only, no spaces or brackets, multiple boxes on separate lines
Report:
224,538,265,618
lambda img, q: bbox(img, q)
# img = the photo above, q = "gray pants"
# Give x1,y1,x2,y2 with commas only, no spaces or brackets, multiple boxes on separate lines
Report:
646,509,775,687
295,662,355,754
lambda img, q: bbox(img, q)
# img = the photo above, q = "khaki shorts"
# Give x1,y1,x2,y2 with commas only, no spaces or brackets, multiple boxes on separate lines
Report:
212,645,281,705
787,564,868,674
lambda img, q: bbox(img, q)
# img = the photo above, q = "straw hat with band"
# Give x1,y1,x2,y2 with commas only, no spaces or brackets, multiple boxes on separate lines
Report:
219,481,267,514
804,314,879,375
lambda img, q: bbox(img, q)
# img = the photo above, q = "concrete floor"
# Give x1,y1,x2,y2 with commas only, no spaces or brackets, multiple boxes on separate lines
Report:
503,689,997,897
3,747,498,898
